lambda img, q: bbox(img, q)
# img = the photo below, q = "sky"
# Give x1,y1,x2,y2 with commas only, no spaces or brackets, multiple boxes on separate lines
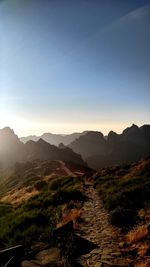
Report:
0,0,150,137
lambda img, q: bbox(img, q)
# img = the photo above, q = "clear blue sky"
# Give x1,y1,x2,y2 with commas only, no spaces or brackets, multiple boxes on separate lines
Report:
0,0,150,136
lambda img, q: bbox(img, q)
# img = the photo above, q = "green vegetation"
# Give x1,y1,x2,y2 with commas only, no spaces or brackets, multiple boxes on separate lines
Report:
0,171,42,198
0,161,54,197
94,158,150,228
0,175,84,249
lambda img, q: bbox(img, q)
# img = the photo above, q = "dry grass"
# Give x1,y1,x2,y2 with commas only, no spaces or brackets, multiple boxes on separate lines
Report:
135,262,149,267
124,160,147,180
1,187,39,204
44,173,59,181
62,208,81,226
126,225,148,244
138,208,150,220
57,208,81,229
137,242,149,257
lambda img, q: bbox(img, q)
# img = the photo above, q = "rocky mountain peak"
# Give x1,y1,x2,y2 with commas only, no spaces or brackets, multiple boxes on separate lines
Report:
122,124,139,136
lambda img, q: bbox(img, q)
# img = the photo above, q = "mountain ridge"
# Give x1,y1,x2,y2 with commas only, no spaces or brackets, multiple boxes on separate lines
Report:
68,124,150,168
1,124,150,169
0,127,86,168
20,131,88,146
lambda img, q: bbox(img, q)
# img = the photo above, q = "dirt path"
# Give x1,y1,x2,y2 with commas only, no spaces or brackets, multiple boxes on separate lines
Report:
58,160,77,177
76,182,131,267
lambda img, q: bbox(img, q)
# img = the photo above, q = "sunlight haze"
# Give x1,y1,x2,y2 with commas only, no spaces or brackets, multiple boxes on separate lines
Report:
0,0,150,136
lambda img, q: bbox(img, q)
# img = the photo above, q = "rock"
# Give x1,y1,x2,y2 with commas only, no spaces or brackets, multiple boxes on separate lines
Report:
102,249,113,254
94,263,103,267
31,242,49,252
119,242,125,248
111,252,121,256
101,254,112,260
54,221,74,238
100,260,116,266
32,247,61,266
22,261,40,267
76,184,131,266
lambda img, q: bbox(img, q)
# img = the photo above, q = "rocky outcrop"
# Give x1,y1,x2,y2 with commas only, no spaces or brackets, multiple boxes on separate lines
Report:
0,127,24,167
69,131,107,160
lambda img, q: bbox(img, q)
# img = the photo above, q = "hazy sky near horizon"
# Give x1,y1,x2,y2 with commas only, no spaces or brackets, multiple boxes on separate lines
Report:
0,0,150,136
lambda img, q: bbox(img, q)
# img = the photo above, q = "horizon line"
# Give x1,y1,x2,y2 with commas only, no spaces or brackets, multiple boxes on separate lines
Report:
0,123,150,138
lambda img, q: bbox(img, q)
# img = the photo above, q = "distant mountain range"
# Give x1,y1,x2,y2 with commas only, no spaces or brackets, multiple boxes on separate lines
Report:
68,124,150,168
0,127,86,168
20,131,88,146
0,124,150,169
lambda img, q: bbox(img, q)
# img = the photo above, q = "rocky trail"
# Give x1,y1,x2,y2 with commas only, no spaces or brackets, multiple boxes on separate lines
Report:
16,177,135,267
57,160,77,177
75,181,132,267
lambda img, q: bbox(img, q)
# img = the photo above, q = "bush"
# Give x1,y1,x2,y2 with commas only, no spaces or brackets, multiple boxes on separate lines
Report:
49,176,79,191
0,206,57,247
34,180,47,190
109,206,136,227
54,189,85,204
0,203,13,217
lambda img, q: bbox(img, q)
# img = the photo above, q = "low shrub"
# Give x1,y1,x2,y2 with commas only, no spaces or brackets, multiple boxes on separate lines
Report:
54,189,85,204
0,203,13,217
34,180,47,190
109,206,136,227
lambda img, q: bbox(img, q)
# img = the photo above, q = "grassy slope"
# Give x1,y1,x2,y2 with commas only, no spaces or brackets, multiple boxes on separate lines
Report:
94,157,150,228
0,161,85,249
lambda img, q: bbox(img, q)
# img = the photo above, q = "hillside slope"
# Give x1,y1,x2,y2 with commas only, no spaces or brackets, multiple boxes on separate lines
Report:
94,156,150,266
0,159,90,266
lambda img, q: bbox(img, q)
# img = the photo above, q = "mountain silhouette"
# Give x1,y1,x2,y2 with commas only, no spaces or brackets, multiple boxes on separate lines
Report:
20,131,88,146
0,128,86,168
68,131,107,159
24,138,85,165
0,127,24,167
1,124,150,169
68,124,150,168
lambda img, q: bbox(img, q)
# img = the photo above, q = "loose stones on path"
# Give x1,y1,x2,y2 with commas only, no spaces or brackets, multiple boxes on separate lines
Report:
76,183,131,267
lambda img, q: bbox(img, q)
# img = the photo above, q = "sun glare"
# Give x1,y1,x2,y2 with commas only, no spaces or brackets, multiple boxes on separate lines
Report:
0,112,20,130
